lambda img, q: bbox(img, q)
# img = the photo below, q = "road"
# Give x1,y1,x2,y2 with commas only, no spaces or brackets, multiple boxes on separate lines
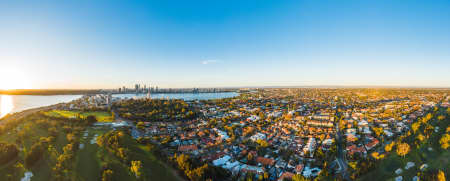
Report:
335,108,351,180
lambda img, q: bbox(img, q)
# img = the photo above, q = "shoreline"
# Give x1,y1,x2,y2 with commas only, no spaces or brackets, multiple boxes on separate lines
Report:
0,91,236,96
0,103,62,122
0,92,238,121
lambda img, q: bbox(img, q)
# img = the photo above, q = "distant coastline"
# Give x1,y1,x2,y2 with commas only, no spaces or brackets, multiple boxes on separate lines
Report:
0,89,101,95
0,89,237,95
2,86,448,96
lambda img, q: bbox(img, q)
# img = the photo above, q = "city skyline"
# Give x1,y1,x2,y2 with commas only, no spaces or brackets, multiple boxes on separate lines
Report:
1,0,450,89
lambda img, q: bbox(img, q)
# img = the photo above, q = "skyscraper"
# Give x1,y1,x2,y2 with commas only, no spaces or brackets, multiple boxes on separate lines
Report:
135,84,139,93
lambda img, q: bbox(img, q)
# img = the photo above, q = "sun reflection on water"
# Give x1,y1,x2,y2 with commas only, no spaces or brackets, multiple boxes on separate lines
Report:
1,95,14,118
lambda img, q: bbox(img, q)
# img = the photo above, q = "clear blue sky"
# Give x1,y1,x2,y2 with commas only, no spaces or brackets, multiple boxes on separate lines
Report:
1,0,449,89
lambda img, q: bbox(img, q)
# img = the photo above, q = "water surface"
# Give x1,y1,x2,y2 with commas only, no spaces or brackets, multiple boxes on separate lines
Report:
113,92,238,101
0,92,238,118
0,95,81,118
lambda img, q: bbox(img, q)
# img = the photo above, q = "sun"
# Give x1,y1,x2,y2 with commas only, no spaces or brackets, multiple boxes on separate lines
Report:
0,68,32,90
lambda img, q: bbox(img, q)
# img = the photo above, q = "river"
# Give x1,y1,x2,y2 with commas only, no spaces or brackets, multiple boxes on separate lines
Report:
113,92,238,100
0,95,81,118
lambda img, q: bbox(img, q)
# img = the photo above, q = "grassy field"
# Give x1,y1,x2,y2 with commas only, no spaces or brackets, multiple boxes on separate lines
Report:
359,145,449,180
0,110,183,181
74,127,108,181
0,116,70,180
0,114,183,181
72,126,182,181
45,110,114,122
359,108,449,181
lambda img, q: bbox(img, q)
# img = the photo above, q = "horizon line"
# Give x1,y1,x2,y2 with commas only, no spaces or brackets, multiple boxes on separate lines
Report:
2,85,450,91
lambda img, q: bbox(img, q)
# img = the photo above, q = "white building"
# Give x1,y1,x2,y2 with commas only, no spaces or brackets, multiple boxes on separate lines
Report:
250,133,266,142
303,138,316,153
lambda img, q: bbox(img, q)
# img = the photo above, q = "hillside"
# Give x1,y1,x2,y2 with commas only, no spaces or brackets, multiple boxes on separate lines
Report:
0,110,182,181
358,106,449,180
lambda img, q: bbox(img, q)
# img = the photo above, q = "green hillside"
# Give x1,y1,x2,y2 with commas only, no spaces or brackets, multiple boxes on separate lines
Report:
359,107,449,181
0,111,182,181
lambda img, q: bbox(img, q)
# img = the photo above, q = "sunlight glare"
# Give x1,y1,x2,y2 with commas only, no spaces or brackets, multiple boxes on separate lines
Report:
0,95,14,118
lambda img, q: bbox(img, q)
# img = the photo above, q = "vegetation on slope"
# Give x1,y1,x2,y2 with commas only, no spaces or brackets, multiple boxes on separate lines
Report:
113,99,199,122
358,107,449,181
0,110,181,181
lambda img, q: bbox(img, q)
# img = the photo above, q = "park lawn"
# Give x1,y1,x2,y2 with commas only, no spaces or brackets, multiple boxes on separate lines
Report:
45,110,114,122
96,131,182,181
359,108,449,181
29,155,54,181
0,157,24,180
0,112,181,181
73,127,154,181
129,142,182,181
0,119,67,150
74,127,106,181
359,144,449,181
0,123,25,144
0,117,71,181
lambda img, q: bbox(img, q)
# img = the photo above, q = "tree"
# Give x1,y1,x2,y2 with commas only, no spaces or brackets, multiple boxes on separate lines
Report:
102,169,114,181
416,134,425,142
111,111,116,120
256,139,269,147
25,142,45,168
247,153,253,162
175,154,191,172
130,160,142,178
186,164,208,181
136,121,145,130
348,161,357,170
371,152,384,160
385,142,395,152
437,170,446,181
66,133,76,143
0,142,19,165
396,143,410,158
439,134,449,149
258,112,265,120
86,115,98,124
411,122,420,134
292,174,307,181
263,172,269,180
373,127,384,137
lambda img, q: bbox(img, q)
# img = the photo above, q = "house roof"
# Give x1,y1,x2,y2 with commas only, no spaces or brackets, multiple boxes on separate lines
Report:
278,172,294,181
295,164,304,173
178,145,198,152
256,157,275,166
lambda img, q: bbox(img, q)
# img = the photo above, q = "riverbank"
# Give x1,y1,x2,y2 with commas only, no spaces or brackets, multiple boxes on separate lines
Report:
0,89,100,95
0,104,61,122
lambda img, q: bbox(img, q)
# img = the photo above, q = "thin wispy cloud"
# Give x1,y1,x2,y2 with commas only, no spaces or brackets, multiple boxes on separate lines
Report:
201,60,219,65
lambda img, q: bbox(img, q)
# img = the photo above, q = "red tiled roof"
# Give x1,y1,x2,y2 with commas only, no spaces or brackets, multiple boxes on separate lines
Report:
278,172,294,181
256,157,275,166
178,145,198,152
295,164,304,173
346,144,365,155
365,139,379,149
